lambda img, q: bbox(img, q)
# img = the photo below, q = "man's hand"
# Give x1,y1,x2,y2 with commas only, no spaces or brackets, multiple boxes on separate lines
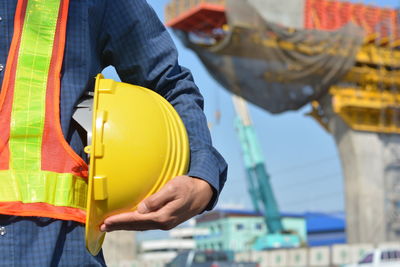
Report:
100,175,213,232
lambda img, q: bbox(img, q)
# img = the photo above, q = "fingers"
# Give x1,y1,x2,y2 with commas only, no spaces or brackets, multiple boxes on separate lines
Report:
101,211,163,231
101,199,183,232
100,176,214,232
101,177,187,232
137,181,179,214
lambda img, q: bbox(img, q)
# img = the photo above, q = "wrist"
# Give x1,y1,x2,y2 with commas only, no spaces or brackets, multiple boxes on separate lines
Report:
190,177,214,211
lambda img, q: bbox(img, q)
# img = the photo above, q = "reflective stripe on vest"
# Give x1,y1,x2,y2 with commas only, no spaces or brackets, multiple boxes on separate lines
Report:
0,0,88,223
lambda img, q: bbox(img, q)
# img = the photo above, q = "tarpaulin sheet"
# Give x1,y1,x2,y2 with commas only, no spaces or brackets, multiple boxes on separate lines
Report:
176,0,364,113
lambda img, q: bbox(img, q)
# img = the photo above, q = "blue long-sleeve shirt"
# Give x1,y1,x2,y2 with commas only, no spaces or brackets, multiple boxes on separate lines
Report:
0,0,227,265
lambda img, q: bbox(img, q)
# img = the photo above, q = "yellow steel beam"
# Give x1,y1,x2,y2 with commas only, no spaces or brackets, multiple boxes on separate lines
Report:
332,106,400,134
329,86,400,134
357,44,400,68
330,87,400,109
343,66,400,88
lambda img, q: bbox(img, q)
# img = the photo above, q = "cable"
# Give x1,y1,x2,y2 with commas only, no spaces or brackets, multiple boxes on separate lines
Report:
269,155,339,176
280,190,343,208
275,171,342,191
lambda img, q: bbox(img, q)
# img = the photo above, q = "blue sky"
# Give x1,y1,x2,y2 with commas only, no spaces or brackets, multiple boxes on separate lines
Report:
105,0,399,217
363,0,399,6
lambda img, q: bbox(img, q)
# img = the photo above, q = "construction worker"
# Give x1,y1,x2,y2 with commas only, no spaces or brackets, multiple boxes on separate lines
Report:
0,0,227,265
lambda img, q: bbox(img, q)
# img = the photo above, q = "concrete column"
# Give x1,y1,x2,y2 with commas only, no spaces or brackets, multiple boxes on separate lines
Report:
321,97,400,244
102,231,137,264
247,0,305,28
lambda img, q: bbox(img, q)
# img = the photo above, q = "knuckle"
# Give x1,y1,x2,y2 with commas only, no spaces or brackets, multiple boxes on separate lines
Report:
156,214,169,224
145,198,156,209
165,183,177,193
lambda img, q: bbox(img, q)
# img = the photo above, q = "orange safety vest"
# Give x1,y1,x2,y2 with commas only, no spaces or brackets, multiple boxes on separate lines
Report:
0,0,88,223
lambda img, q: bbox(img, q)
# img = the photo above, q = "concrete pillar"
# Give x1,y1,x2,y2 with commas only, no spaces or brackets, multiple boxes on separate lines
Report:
226,0,305,29
102,231,137,264
321,97,400,244
247,0,305,28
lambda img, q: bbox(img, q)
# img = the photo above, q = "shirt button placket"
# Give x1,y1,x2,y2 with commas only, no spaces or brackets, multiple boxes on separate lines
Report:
0,15,4,75
0,226,6,236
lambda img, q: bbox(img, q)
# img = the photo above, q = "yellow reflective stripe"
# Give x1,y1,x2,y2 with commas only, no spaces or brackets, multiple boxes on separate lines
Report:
10,0,60,171
0,170,87,209
2,0,87,212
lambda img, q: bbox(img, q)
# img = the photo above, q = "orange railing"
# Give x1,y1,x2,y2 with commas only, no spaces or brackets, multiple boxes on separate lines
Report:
166,0,400,42
305,0,399,40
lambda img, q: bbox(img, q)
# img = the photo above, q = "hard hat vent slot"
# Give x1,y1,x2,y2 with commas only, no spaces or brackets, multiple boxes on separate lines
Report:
94,110,107,158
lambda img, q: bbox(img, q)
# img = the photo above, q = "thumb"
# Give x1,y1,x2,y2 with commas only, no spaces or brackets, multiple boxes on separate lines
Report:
137,183,177,214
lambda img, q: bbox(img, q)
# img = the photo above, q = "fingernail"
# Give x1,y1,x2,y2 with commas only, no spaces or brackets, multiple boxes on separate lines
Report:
100,224,107,232
137,202,149,214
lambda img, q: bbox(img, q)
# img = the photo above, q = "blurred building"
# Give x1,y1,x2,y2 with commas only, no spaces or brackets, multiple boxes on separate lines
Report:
139,227,209,264
194,209,307,252
194,209,346,251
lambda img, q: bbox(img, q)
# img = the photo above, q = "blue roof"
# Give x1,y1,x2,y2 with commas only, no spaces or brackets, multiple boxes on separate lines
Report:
308,236,347,246
200,209,346,233
213,209,262,216
211,209,304,218
280,212,305,218
305,212,346,233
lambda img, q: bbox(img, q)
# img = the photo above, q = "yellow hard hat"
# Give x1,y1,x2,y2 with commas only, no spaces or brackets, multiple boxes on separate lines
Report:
84,74,189,255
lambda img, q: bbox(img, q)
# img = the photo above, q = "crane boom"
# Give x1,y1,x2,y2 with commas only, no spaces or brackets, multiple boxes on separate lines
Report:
232,96,283,233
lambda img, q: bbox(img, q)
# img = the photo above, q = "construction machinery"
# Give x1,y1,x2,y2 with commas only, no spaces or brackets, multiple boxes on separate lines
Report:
232,96,301,250
165,0,400,244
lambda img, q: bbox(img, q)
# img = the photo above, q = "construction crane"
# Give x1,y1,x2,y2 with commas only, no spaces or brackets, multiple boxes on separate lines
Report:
232,95,300,250
164,0,400,244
